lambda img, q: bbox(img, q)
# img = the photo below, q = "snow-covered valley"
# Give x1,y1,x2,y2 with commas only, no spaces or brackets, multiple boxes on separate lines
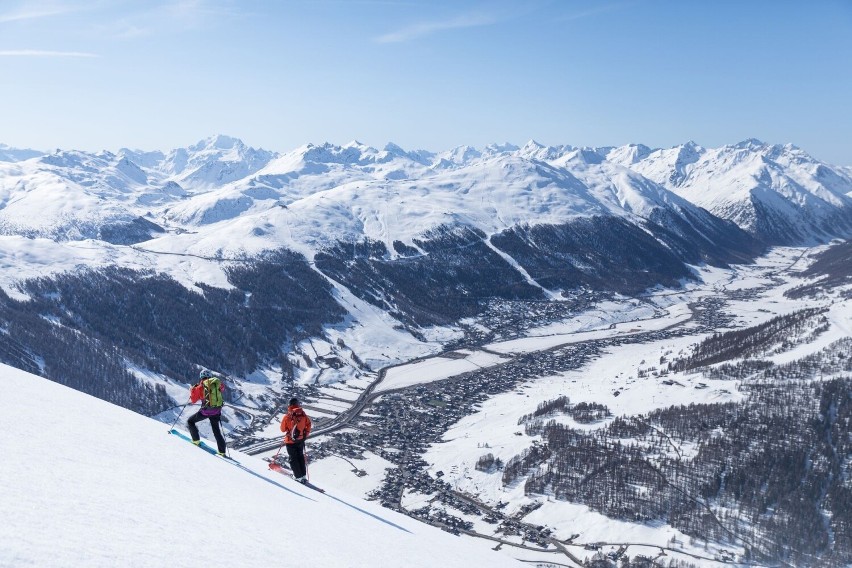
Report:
283,245,852,567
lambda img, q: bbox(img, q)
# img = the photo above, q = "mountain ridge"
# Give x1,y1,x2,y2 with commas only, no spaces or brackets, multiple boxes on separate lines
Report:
2,136,848,249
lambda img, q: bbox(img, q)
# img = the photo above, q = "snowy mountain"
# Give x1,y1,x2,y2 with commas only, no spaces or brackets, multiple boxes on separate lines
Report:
0,150,163,243
0,364,521,567
122,134,278,189
2,136,852,567
607,139,852,244
140,138,762,272
0,143,44,162
3,136,847,252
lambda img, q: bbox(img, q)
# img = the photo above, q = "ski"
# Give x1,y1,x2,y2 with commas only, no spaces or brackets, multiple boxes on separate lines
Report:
169,428,227,458
267,461,326,493
170,429,316,488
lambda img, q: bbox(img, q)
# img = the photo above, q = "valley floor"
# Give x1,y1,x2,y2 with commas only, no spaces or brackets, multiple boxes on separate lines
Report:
219,246,850,567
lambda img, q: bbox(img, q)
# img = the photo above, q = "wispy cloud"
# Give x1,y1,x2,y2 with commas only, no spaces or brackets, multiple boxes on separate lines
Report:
166,0,215,22
0,49,98,57
559,2,633,22
0,6,76,24
375,12,500,44
104,0,242,39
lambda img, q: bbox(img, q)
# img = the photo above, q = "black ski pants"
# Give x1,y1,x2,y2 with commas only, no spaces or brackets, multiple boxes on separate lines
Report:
187,410,226,453
285,441,308,479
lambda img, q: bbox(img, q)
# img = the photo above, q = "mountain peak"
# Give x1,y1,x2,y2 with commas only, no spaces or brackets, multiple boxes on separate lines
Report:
558,147,604,165
440,145,482,164
483,142,519,154
192,134,245,152
343,139,369,149
674,141,704,163
603,143,653,165
522,139,546,151
383,142,406,154
731,138,767,150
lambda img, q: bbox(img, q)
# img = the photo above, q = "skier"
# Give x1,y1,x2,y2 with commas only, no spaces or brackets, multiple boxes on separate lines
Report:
187,369,227,455
280,397,312,483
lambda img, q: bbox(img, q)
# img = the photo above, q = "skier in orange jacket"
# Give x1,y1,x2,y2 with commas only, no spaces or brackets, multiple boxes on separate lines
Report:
280,397,312,483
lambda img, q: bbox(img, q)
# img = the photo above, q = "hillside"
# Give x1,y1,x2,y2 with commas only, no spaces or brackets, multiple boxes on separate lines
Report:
0,364,521,568
608,140,852,244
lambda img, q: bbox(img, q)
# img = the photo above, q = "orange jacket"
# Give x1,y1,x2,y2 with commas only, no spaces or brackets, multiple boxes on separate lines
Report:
280,404,312,444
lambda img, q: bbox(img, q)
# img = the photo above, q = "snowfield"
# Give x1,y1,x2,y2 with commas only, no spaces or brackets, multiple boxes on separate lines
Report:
0,365,522,568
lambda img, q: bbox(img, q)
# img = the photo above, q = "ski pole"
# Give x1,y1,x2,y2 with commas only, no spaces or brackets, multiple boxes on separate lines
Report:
272,436,286,465
168,400,190,432
148,402,184,417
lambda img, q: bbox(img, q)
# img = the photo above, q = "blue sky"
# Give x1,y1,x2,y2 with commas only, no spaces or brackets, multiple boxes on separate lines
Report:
1,0,850,164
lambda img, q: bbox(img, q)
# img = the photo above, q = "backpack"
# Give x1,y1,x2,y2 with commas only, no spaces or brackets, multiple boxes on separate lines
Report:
203,377,223,408
289,408,309,441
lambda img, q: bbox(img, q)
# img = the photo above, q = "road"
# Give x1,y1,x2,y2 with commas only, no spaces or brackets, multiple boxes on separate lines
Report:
241,301,695,455
241,353,438,454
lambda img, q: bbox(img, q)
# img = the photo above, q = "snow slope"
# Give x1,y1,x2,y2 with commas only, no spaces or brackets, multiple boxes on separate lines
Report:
608,139,852,243
0,151,150,240
0,364,521,568
1,136,846,277
121,134,277,189
0,139,754,296
0,143,43,162
132,146,756,269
